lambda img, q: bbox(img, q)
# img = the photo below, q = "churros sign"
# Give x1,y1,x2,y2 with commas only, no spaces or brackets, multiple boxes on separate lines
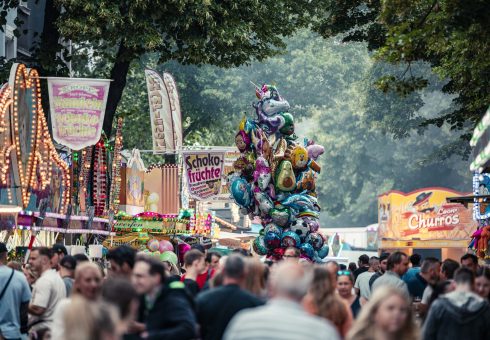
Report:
182,150,225,201
48,77,110,150
378,188,477,241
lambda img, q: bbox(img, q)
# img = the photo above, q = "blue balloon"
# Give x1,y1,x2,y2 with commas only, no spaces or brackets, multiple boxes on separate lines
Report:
300,243,315,259
253,236,268,255
317,244,329,259
230,177,252,208
281,230,301,248
264,223,282,236
264,231,281,249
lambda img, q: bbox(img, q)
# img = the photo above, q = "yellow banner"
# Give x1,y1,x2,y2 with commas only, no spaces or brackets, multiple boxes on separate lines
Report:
378,188,477,242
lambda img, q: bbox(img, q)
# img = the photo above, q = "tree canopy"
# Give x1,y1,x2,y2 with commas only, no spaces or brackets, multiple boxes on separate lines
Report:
314,0,490,157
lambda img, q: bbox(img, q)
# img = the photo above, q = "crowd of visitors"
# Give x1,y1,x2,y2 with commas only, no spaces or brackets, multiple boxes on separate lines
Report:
1,241,490,340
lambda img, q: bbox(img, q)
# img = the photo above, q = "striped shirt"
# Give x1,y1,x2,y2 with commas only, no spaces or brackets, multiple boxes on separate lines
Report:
223,298,340,340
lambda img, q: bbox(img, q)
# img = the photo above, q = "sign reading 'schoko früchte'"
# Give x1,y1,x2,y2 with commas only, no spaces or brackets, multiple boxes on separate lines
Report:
182,150,225,201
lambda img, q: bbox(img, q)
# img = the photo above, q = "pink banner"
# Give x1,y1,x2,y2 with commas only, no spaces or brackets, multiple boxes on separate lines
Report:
48,77,110,150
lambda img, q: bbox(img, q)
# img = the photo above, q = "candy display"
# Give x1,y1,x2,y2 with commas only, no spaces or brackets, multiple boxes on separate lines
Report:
229,84,329,262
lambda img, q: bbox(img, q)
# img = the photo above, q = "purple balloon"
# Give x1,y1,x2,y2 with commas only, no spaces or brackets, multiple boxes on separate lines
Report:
159,239,174,253
178,243,191,263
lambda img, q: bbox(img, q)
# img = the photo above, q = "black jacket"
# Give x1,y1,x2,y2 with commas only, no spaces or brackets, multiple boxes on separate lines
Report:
196,284,264,340
132,280,197,340
422,290,490,340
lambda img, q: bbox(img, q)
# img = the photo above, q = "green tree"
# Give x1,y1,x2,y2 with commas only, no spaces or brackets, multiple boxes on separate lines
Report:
314,0,490,155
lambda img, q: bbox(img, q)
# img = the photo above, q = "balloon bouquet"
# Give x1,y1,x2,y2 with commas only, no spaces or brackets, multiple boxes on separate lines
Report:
229,84,329,262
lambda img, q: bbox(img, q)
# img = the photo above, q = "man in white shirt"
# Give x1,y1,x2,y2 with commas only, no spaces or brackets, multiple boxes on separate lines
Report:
223,262,339,340
355,256,379,304
28,247,66,332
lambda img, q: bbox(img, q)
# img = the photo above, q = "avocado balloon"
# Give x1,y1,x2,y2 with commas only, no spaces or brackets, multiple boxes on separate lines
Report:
275,160,296,192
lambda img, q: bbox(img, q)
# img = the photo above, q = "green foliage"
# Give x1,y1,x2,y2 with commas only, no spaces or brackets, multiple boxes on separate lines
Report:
116,31,469,226
314,0,490,155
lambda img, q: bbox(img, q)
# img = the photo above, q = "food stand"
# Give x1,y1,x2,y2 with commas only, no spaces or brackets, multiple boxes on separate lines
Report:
378,187,477,259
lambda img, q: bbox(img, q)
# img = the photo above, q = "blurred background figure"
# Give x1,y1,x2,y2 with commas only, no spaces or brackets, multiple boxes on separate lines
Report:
353,255,369,281
422,267,490,340
406,257,440,300
369,253,390,291
325,260,340,289
460,253,479,273
303,266,352,338
474,267,490,302
371,252,409,297
160,251,181,280
243,257,267,299
348,262,358,273
206,251,222,271
419,258,460,318
402,253,422,283
283,247,300,263
23,265,39,290
348,287,418,340
196,254,263,340
107,245,137,279
50,244,67,271
63,296,120,340
130,256,196,339
28,247,66,334
355,256,379,305
224,262,339,340
51,262,104,340
337,271,361,318
182,249,206,297
59,255,77,296
7,261,22,271
0,242,31,340
102,278,139,336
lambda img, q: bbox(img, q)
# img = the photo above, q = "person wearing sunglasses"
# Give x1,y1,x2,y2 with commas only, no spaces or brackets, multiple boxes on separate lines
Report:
337,270,361,318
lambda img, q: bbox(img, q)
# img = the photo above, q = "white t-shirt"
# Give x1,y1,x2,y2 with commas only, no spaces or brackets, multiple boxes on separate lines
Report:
29,269,67,331
355,271,375,299
421,285,433,304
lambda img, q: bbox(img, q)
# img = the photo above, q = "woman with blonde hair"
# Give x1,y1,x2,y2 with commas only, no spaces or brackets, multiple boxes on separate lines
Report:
347,286,418,340
243,257,267,298
303,266,353,338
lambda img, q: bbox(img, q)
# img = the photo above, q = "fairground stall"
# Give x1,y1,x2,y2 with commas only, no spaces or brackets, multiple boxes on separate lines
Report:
378,187,477,260
449,106,490,262
0,63,115,260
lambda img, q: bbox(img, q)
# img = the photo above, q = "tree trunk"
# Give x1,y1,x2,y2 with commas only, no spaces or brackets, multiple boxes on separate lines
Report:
103,41,133,137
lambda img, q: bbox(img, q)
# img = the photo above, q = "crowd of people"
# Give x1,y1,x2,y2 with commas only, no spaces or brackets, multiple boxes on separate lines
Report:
1,241,490,340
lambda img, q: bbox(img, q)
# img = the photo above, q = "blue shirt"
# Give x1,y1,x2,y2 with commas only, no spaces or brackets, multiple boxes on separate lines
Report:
402,266,420,283
0,266,32,338
406,272,427,299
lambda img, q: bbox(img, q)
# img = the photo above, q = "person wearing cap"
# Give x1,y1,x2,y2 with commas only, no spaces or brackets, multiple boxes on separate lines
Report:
161,252,181,281
51,244,67,271
0,242,32,340
59,256,77,296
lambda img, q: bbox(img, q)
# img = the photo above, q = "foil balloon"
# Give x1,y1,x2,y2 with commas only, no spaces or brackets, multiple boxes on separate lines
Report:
264,231,281,249
254,190,274,215
290,145,309,170
253,235,268,255
230,177,252,208
290,218,310,239
254,157,271,190
281,193,320,213
306,142,325,161
147,239,160,252
303,216,320,233
275,160,296,192
296,168,317,193
317,244,329,259
270,207,291,227
305,232,324,250
300,243,315,259
255,109,285,135
260,96,290,116
264,223,282,236
281,230,301,248
235,130,252,153
158,239,174,253
279,112,295,136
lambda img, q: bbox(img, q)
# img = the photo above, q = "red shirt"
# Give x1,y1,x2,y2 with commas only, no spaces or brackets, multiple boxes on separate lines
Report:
181,268,215,289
